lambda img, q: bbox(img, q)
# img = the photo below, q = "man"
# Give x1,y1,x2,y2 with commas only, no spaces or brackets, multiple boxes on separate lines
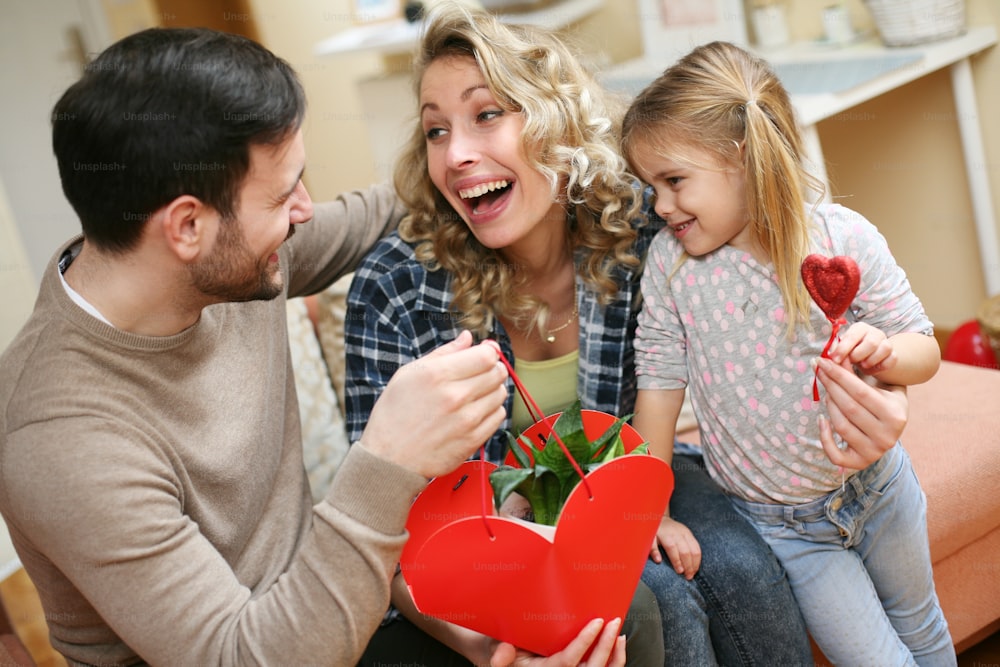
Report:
0,27,514,666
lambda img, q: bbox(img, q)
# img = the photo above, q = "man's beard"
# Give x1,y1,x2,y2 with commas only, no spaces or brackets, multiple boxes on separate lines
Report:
189,218,292,303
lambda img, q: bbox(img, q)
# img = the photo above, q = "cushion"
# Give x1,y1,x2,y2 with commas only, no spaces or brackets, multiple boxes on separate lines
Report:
286,296,350,502
903,361,1000,561
314,274,353,412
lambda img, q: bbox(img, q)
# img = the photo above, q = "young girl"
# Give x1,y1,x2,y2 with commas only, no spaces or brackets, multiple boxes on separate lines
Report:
623,41,954,665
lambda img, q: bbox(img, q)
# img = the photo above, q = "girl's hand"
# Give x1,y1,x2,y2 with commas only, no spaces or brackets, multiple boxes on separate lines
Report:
829,322,898,377
649,517,701,580
489,618,625,667
816,355,908,469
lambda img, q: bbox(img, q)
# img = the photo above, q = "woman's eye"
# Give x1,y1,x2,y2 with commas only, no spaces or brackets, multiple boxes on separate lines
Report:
425,127,446,141
478,109,503,123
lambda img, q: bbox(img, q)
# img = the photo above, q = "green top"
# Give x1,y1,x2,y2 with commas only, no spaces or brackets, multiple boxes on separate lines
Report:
511,349,580,433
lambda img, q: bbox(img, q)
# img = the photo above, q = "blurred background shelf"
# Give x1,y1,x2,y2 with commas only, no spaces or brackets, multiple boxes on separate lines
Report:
314,0,604,57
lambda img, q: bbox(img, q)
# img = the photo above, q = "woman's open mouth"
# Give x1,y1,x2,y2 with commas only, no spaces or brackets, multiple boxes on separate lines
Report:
459,179,512,217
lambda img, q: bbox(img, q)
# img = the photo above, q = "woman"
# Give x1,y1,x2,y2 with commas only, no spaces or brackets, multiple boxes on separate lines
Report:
342,4,909,665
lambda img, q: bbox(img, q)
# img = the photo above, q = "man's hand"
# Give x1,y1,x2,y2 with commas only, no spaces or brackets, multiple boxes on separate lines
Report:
489,618,626,667
360,331,508,478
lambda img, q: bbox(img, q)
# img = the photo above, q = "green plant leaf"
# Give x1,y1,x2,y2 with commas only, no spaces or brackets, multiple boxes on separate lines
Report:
506,431,535,470
489,466,534,510
490,400,649,526
518,470,563,526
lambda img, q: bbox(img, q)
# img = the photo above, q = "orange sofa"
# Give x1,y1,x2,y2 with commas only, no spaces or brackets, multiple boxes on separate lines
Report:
901,360,1000,654
677,360,1000,659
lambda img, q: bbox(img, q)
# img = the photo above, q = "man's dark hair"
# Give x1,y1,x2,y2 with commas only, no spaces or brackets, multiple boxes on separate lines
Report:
52,27,306,253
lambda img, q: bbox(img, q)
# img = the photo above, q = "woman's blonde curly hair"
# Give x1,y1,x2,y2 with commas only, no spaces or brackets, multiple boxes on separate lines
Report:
394,3,643,338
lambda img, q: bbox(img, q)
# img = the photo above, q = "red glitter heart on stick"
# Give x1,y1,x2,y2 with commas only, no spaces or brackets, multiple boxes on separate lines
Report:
801,254,860,400
801,254,860,320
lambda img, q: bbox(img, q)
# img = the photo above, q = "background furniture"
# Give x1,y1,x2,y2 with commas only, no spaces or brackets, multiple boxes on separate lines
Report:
314,0,607,183
0,542,35,667
0,595,35,667
602,25,1000,295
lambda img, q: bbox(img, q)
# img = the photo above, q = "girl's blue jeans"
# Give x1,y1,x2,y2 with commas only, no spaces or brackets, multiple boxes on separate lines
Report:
730,444,956,666
641,453,813,666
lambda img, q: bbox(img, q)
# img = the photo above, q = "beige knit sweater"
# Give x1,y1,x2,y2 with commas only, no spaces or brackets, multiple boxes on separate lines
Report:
0,183,421,666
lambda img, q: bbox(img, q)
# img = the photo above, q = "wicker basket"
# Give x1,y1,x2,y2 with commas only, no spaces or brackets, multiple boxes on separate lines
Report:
864,0,966,46
977,294,1000,359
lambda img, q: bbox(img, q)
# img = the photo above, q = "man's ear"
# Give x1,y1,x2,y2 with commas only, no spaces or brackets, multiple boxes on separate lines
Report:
159,195,215,263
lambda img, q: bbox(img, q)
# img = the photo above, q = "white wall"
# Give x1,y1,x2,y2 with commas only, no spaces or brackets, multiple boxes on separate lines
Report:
0,173,31,577
245,0,387,202
0,0,99,285
0,175,35,357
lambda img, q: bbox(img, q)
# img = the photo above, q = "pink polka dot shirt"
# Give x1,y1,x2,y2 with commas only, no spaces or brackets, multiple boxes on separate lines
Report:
635,203,933,504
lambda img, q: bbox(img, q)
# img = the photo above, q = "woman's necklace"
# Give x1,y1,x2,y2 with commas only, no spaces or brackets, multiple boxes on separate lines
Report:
544,302,578,343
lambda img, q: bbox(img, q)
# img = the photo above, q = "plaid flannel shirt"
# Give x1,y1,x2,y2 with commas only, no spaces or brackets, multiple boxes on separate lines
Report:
344,197,664,464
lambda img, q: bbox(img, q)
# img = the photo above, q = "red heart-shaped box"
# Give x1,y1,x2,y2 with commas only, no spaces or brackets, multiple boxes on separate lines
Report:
400,411,673,656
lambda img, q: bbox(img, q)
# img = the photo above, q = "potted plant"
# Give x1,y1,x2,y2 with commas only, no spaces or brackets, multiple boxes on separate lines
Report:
489,399,649,526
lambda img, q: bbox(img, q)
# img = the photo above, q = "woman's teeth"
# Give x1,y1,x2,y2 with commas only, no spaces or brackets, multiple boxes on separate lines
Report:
459,180,509,199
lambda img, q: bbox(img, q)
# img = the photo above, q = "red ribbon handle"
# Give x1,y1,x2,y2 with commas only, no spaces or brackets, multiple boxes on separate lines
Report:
812,316,847,401
492,350,593,497
477,344,594,538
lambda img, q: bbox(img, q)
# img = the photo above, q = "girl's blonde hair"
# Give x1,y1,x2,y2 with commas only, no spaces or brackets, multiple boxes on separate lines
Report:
621,41,823,333
394,3,642,338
